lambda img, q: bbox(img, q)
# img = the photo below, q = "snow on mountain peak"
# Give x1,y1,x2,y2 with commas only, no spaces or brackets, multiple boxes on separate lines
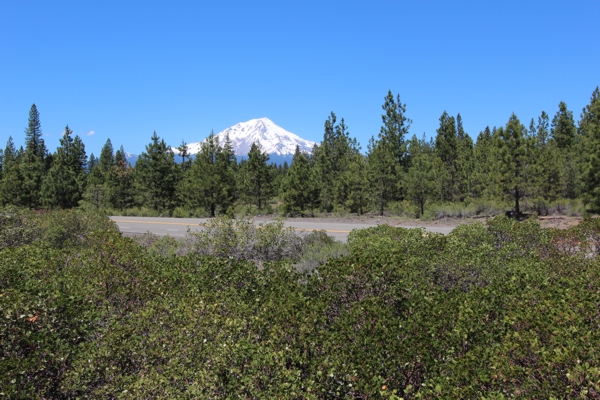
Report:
183,118,316,156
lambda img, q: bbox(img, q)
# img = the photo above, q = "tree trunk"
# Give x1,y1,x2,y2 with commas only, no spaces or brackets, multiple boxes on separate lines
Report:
515,186,520,216
379,180,385,216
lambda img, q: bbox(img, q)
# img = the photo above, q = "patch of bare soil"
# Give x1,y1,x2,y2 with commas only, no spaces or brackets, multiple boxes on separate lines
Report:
537,216,584,230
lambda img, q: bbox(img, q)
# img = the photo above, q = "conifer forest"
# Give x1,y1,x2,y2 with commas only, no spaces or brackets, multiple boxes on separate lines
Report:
2,88,600,398
2,87,600,217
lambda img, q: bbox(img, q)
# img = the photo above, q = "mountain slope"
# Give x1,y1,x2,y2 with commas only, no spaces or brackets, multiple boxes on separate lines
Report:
185,117,316,156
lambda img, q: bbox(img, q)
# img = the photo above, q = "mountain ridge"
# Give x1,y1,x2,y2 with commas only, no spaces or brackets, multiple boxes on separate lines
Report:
183,117,316,156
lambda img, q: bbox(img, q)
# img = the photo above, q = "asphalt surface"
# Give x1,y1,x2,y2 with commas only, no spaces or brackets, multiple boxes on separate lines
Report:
110,216,455,242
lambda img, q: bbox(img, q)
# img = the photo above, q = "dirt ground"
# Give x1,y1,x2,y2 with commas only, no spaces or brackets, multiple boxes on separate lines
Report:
254,214,586,230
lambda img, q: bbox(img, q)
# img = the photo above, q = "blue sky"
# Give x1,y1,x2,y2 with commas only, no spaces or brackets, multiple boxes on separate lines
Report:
1,0,598,156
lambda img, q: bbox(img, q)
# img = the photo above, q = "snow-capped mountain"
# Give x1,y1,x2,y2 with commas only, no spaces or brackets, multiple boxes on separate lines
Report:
184,117,316,157
124,152,138,165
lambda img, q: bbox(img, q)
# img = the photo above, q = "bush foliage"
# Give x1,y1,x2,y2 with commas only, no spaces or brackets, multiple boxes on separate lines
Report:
2,209,600,398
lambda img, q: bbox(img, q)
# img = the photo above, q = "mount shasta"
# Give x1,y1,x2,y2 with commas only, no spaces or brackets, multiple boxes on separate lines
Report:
126,118,315,165
185,117,316,158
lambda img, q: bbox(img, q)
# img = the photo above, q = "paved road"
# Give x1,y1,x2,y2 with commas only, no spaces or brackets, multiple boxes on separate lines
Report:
110,216,455,242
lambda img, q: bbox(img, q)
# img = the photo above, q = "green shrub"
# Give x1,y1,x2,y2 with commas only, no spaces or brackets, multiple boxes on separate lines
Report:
0,206,118,250
171,206,191,218
2,211,600,398
134,232,184,257
120,206,161,217
184,215,304,263
0,206,42,249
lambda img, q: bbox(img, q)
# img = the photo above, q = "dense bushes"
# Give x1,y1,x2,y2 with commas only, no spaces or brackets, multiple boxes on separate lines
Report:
1,209,600,398
135,216,349,272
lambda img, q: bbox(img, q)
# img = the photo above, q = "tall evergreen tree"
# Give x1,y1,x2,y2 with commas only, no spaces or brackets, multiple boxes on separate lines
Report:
87,153,99,174
20,104,48,208
367,136,395,216
24,104,45,158
240,142,274,210
535,111,550,149
405,135,438,217
380,91,411,167
339,153,368,215
471,127,497,199
280,146,319,215
313,113,360,211
41,125,87,208
177,140,192,172
580,87,600,210
455,113,474,201
107,146,134,210
134,131,179,212
83,152,105,208
83,140,114,209
527,113,562,203
0,137,23,206
182,132,234,217
367,91,411,215
220,132,237,210
99,138,115,178
551,101,577,150
498,114,529,215
435,111,457,201
114,145,126,166
313,113,338,211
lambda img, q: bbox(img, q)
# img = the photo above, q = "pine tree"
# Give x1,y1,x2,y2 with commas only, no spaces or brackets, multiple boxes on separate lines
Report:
20,104,48,208
0,137,23,206
471,127,496,199
177,140,192,172
115,145,126,166
535,111,550,149
84,138,115,210
367,91,411,215
498,114,529,216
240,142,274,210
41,125,86,208
134,131,179,212
526,112,561,203
83,152,105,208
380,91,411,168
219,132,237,211
313,113,361,211
280,146,319,215
338,153,368,215
552,101,577,150
99,138,115,179
367,136,394,216
106,146,134,210
182,132,234,217
313,113,337,211
550,103,580,200
87,153,99,174
580,87,600,210
455,113,474,201
405,135,438,217
435,111,457,201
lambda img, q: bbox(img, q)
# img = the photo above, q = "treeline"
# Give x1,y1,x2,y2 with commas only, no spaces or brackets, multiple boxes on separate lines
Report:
1,88,599,216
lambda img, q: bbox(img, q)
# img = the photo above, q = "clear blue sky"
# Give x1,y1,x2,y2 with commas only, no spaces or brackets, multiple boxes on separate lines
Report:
1,1,598,156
